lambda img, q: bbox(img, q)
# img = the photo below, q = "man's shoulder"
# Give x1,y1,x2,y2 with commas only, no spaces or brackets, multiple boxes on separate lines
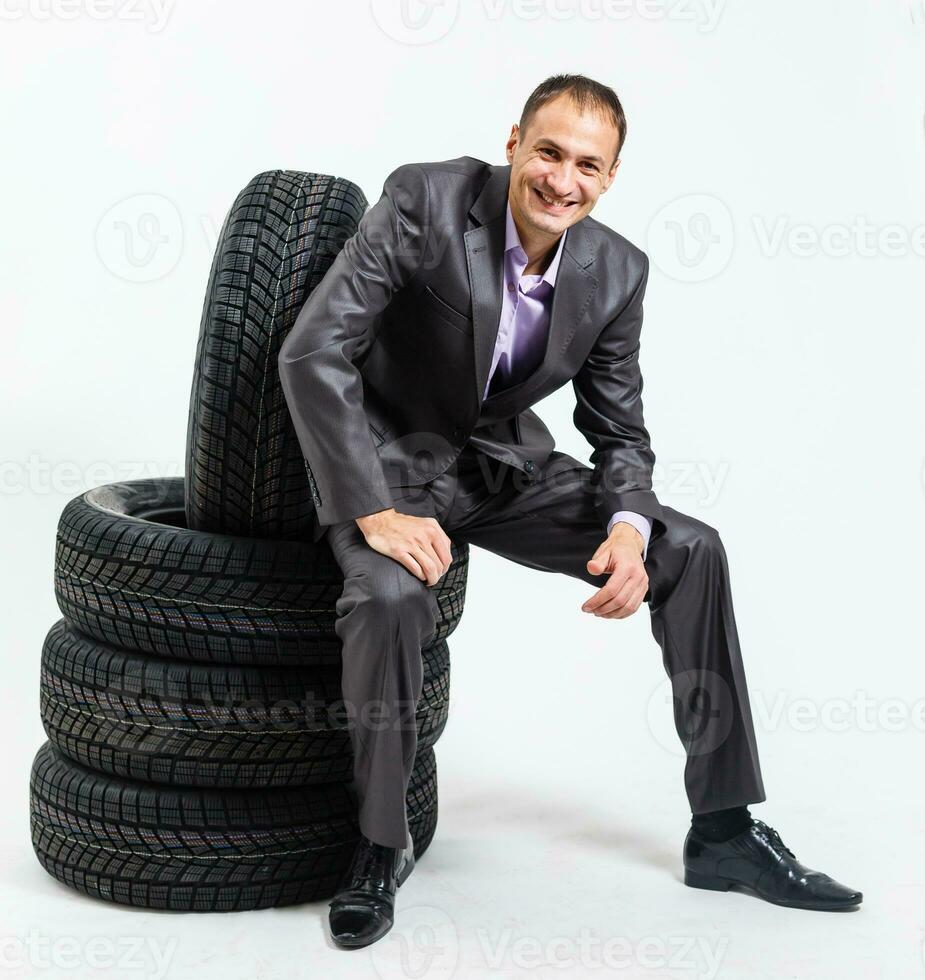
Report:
400,154,490,178
384,155,492,203
385,155,489,184
575,212,647,269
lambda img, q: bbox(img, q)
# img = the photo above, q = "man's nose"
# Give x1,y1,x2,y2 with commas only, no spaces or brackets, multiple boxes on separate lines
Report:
544,166,575,199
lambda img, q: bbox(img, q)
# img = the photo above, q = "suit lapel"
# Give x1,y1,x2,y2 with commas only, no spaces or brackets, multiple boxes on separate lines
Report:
463,163,598,410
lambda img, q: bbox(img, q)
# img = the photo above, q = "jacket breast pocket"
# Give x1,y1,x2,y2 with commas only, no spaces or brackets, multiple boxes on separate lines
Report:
421,285,473,336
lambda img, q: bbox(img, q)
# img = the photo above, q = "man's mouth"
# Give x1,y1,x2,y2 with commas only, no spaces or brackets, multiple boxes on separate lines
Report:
533,187,576,212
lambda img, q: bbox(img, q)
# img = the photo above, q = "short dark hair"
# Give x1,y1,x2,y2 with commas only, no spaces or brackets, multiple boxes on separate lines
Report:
518,73,626,169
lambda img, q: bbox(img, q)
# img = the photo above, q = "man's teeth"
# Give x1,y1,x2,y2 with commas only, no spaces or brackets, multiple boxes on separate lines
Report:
537,190,572,208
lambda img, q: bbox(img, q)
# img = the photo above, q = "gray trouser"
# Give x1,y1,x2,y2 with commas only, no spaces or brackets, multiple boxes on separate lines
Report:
321,444,766,848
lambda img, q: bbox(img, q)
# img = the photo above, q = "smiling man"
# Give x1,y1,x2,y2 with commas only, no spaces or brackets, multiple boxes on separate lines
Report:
278,73,862,950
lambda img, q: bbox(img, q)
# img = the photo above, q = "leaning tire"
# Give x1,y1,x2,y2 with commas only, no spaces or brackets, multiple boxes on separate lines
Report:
30,741,437,911
40,619,450,788
185,169,368,541
54,477,467,666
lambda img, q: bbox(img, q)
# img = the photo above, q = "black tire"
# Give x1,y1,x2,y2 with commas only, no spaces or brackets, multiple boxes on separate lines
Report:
185,169,365,540
40,619,450,788
30,741,437,911
54,478,467,666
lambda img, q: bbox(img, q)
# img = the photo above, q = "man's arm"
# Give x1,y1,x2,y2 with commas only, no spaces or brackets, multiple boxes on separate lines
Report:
572,252,665,538
277,163,430,527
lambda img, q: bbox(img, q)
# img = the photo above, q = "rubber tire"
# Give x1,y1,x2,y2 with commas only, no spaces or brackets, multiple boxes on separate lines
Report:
186,169,366,541
30,741,437,911
40,619,450,788
54,477,467,666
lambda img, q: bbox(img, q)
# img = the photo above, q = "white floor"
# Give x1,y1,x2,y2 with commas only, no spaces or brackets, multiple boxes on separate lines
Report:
3,740,911,980
4,539,919,979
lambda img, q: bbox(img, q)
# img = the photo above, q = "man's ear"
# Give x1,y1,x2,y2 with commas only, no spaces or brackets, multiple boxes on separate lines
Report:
505,124,519,164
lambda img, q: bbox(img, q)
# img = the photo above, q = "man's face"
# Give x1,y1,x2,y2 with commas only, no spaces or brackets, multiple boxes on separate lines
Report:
505,92,620,240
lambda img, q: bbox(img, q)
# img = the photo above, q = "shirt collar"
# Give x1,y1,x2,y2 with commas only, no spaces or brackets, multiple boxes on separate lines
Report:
504,199,567,288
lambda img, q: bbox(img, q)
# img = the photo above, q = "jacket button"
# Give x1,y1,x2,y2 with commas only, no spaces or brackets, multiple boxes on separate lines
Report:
524,460,535,473
453,426,462,438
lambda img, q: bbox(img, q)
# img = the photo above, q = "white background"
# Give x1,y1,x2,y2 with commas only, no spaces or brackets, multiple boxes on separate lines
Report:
2,0,923,976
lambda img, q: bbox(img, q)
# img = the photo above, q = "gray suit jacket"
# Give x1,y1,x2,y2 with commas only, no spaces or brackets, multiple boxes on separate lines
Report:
278,155,664,538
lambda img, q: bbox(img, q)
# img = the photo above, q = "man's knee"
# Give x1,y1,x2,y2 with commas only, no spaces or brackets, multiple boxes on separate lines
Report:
335,557,438,638
655,506,725,560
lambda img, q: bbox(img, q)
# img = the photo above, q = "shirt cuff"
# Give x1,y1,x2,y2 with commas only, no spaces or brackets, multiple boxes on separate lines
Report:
607,511,652,561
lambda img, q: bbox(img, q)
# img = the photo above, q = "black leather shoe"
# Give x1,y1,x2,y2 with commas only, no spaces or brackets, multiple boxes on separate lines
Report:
683,818,862,910
328,833,415,949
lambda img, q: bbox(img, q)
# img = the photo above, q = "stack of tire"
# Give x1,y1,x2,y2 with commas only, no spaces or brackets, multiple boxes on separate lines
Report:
30,170,469,911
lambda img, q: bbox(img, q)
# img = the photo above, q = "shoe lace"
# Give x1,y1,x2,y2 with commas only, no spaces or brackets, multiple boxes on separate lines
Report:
762,823,796,859
343,839,401,888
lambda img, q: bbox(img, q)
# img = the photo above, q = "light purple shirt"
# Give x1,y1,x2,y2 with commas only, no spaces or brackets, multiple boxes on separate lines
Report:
481,201,653,561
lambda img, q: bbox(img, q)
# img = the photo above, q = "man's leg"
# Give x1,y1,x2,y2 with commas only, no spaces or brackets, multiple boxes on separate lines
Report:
322,513,442,849
442,449,766,814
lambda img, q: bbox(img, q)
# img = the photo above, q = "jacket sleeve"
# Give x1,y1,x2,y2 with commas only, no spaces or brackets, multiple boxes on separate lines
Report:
571,252,665,536
277,163,431,526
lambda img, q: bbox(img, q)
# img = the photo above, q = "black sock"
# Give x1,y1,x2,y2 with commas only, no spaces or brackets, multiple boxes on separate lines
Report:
691,805,752,841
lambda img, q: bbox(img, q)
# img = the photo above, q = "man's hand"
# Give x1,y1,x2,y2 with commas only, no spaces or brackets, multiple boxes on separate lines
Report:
581,523,648,620
355,508,453,586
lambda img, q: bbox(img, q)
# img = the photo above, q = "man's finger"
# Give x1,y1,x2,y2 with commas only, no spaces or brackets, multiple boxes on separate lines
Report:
610,584,648,618
593,582,636,617
582,580,622,612
412,547,441,585
424,538,450,581
582,566,631,611
432,531,453,574
606,587,647,619
586,549,613,575
399,552,427,582
581,587,604,612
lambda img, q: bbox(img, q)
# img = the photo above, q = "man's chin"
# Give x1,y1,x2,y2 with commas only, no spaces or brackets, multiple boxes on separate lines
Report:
523,202,574,233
